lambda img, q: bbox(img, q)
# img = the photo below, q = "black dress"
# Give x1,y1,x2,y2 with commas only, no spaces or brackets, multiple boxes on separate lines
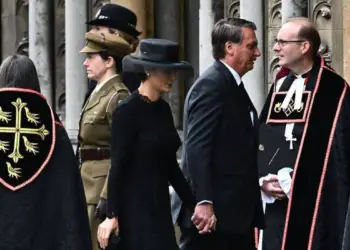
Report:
107,91,195,250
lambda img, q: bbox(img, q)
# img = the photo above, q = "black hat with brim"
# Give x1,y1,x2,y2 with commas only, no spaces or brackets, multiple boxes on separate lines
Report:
86,4,141,39
122,38,193,77
123,55,193,71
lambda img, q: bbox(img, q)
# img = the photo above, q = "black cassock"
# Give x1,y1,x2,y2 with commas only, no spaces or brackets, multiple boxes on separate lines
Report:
107,91,195,250
258,57,350,250
0,89,91,250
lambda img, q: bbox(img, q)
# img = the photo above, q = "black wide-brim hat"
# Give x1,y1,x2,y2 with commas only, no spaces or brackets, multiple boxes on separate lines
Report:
86,3,141,39
123,38,193,76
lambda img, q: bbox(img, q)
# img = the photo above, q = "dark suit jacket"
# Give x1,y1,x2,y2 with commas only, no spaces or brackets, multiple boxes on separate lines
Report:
171,60,264,234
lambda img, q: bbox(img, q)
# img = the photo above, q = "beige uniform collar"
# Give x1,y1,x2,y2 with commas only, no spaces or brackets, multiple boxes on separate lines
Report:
92,74,119,95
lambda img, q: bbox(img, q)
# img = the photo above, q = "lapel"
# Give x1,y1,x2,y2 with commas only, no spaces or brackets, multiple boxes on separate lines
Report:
215,60,254,129
83,75,121,113
214,60,237,89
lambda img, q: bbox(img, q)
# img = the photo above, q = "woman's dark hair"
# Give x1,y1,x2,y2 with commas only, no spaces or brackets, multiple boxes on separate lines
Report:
98,51,123,73
137,72,148,81
0,54,41,92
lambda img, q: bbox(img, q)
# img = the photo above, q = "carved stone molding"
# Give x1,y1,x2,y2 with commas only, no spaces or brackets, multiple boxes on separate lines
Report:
269,56,281,82
225,0,240,18
93,0,109,9
269,1,282,27
16,0,29,15
318,42,332,63
293,0,308,9
57,93,66,126
312,1,332,22
16,35,29,56
57,30,65,58
57,0,65,8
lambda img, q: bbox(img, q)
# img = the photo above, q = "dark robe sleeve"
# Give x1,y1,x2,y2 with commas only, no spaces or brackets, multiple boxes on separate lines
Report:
0,124,92,250
333,90,350,250
107,102,136,217
48,125,93,250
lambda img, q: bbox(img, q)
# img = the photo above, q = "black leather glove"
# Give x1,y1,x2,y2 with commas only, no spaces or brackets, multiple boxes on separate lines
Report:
95,198,107,221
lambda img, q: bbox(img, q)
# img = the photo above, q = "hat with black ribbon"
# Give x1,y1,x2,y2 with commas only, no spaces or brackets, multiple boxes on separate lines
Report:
122,38,193,76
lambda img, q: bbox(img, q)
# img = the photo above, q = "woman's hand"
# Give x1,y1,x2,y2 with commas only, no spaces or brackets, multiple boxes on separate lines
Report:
97,217,119,249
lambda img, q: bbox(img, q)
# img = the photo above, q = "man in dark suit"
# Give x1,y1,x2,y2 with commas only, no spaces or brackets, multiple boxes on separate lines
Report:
171,18,264,250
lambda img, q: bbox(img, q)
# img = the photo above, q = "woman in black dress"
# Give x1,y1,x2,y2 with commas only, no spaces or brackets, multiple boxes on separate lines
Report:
97,39,196,250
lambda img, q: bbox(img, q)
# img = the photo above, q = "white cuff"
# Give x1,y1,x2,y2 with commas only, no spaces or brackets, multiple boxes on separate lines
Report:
277,167,293,198
259,168,293,204
197,200,213,205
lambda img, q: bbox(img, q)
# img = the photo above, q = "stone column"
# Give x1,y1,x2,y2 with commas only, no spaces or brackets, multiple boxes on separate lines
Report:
281,0,308,24
199,0,214,74
155,0,182,127
240,0,265,113
112,0,154,40
28,0,52,105
65,0,87,143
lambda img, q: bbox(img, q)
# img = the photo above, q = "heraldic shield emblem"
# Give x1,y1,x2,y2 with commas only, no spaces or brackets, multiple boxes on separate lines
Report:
0,88,55,191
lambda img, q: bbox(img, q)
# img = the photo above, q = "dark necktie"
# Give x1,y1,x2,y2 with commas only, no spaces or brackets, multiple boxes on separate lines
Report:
238,82,250,106
238,82,254,123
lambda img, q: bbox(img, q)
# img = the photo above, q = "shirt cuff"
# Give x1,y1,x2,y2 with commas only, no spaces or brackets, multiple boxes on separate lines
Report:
197,200,213,205
277,167,293,198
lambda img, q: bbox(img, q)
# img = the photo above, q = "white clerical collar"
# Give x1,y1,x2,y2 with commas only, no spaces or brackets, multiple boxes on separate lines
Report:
93,74,118,93
293,67,312,79
220,60,242,85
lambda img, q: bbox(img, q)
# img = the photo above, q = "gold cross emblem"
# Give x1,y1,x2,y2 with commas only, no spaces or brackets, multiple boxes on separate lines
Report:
274,100,304,117
0,98,49,179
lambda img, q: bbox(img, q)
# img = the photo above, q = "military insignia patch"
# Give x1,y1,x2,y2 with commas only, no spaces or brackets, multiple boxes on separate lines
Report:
0,89,55,191
267,91,311,124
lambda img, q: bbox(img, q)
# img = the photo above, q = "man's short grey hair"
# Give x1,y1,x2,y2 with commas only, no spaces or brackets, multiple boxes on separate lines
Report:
212,18,257,60
0,54,41,92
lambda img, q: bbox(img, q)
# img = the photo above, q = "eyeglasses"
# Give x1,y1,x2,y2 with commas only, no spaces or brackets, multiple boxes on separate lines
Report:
274,39,306,47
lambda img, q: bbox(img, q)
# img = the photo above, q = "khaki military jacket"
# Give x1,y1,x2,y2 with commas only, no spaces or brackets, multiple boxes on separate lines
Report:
79,74,129,204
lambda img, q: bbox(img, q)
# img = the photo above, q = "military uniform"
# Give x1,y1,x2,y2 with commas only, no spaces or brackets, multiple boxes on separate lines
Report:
79,75,128,246
79,30,133,250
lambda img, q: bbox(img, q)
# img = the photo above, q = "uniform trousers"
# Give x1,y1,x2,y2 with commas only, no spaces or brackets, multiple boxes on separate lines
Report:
88,205,101,250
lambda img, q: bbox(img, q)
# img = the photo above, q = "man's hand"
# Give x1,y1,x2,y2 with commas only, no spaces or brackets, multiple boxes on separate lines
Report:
95,198,107,221
191,203,215,234
261,175,287,199
97,217,119,249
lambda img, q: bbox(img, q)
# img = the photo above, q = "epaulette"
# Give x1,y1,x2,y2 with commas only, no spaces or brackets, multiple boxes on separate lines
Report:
106,82,130,112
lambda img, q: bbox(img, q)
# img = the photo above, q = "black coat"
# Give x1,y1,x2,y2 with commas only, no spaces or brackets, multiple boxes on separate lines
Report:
171,60,264,234
259,57,350,250
107,92,195,250
0,123,92,250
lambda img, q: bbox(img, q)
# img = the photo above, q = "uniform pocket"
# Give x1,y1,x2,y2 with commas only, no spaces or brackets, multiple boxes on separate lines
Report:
83,113,106,125
91,160,110,178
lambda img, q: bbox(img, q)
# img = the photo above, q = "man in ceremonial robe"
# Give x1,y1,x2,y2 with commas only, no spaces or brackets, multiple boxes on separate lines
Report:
0,55,92,250
258,18,350,250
